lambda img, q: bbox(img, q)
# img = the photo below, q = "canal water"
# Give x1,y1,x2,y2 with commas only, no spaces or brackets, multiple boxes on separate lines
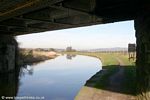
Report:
1,55,102,100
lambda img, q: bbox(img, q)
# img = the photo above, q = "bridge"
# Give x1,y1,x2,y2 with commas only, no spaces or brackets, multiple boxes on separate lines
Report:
0,0,149,99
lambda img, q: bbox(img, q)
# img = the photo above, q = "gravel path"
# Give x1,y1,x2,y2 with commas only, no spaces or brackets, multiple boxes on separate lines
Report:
107,57,125,92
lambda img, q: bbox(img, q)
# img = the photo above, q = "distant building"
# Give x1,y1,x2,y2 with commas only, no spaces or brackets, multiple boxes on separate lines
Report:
66,46,72,52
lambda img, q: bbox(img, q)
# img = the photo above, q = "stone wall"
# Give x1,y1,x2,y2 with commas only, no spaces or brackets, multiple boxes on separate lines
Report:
135,13,150,100
0,34,18,73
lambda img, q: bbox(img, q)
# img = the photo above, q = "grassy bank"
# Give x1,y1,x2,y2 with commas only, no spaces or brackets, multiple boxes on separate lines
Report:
63,51,136,95
19,50,58,65
63,51,135,66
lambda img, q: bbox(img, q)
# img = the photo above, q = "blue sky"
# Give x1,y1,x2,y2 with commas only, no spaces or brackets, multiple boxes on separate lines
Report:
16,20,136,49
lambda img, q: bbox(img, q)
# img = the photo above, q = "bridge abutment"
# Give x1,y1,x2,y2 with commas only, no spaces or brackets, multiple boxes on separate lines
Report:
0,34,18,73
0,72,19,97
135,13,150,100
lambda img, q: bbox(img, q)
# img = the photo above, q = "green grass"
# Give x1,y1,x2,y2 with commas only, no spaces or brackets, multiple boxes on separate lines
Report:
63,52,119,66
63,51,136,95
114,53,135,65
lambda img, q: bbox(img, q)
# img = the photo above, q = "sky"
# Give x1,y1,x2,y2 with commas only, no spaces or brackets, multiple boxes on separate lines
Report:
16,20,136,50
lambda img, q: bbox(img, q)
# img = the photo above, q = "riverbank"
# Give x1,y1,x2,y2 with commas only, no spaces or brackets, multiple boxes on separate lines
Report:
19,50,59,65
62,52,136,99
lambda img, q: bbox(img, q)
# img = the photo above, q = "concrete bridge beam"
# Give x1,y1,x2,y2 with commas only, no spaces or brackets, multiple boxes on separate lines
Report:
135,13,150,100
0,34,18,73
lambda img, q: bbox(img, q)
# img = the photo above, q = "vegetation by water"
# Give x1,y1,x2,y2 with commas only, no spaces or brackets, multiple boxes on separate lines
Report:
62,51,135,66
19,49,58,65
63,51,136,95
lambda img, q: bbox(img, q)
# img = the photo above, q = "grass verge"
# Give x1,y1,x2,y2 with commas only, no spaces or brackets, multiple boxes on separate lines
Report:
63,51,136,95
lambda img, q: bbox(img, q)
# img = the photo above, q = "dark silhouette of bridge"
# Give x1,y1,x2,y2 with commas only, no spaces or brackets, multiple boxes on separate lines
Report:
0,0,143,35
0,0,149,99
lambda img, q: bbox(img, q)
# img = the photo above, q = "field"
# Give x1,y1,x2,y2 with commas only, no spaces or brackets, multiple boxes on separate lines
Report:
63,51,136,96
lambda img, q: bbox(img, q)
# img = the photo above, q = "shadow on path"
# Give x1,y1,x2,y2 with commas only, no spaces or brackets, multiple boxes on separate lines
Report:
75,58,136,100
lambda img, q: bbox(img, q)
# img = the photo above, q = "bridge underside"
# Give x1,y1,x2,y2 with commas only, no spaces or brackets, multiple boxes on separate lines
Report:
0,0,145,35
0,0,150,100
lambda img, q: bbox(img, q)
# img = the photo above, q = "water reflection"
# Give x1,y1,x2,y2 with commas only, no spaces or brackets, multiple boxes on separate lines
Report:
66,54,76,60
0,55,101,100
0,63,35,99
20,65,34,76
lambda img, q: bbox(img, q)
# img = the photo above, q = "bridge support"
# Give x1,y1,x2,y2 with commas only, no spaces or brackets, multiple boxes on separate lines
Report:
135,13,150,100
0,34,18,73
0,71,19,97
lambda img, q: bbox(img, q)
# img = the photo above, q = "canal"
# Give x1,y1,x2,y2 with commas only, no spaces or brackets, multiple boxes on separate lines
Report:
1,55,102,100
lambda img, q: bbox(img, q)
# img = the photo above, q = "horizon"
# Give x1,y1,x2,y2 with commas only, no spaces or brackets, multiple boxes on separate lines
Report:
19,47,129,50
16,20,136,49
